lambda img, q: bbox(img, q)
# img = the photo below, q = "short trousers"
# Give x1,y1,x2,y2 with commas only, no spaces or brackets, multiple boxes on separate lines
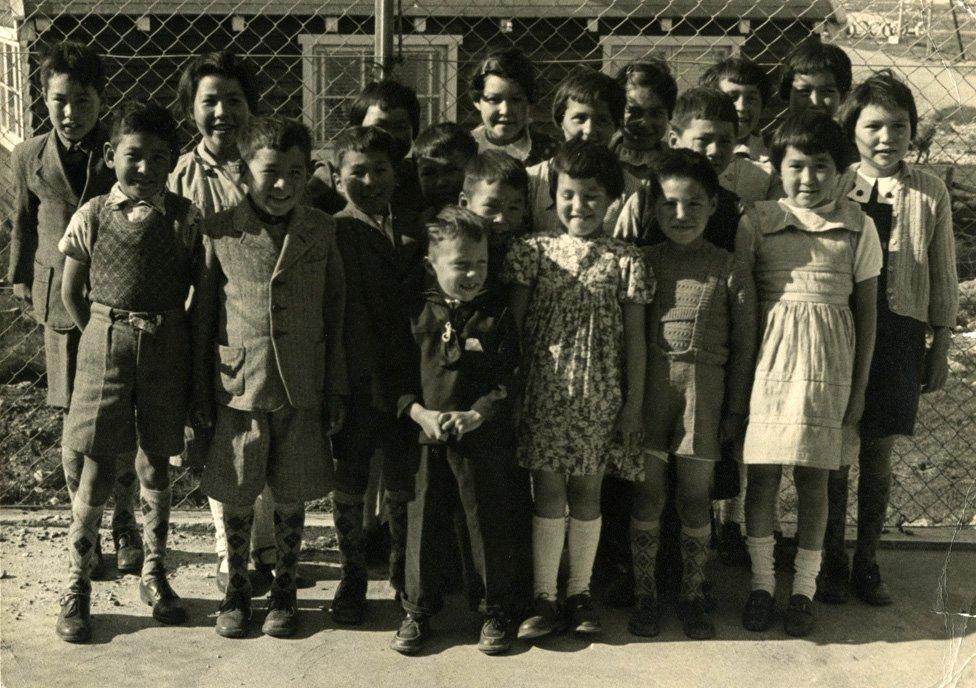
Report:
643,356,724,463
43,325,80,409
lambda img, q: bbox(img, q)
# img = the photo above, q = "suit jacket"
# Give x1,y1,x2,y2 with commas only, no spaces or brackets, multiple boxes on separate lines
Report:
8,128,114,329
192,201,348,413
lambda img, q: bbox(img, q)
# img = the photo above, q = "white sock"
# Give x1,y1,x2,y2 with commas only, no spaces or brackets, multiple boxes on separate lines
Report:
532,516,566,600
747,535,776,594
566,516,602,597
792,547,823,600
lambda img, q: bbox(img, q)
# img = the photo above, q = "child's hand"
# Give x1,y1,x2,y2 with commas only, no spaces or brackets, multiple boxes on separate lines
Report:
409,404,448,442
615,403,644,451
12,283,31,306
843,389,866,428
922,330,951,394
326,395,346,436
190,400,213,430
440,410,484,439
720,412,747,444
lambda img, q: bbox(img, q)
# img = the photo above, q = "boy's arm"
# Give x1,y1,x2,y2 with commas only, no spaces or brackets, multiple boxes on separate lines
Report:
8,144,39,299
189,233,219,427
468,307,521,424
61,258,90,330
722,217,759,441
322,226,348,433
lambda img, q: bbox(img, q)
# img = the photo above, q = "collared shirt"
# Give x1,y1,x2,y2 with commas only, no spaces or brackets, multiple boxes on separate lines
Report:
720,156,782,204
855,169,899,205
734,133,769,163
471,124,533,162
56,128,101,197
361,206,396,245
168,139,247,218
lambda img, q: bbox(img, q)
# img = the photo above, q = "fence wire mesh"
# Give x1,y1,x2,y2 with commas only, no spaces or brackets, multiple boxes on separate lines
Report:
0,0,974,529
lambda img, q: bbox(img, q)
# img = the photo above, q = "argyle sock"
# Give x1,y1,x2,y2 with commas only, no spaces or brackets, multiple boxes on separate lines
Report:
271,502,305,595
386,497,408,593
747,535,776,594
222,506,254,597
61,445,84,505
139,486,172,579
111,453,139,539
566,516,602,597
334,501,367,578
630,518,661,600
67,498,104,586
680,524,711,600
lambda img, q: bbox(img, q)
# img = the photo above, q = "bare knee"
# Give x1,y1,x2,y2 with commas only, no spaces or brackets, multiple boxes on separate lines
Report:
567,476,602,520
533,473,567,518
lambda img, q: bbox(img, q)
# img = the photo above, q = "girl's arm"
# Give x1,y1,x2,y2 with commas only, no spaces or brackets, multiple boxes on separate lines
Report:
617,302,646,451
845,276,878,426
923,183,958,393
508,284,533,337
61,257,90,331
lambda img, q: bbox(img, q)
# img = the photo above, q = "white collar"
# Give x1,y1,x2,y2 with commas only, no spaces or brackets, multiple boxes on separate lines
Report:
472,124,533,161
105,182,166,214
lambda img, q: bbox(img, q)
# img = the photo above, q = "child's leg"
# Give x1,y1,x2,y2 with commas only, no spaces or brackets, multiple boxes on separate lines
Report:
270,500,304,596
792,466,830,600
565,473,603,597
531,470,568,600
110,451,140,542
674,458,714,601
221,503,255,599
631,453,668,601
134,450,173,579
745,464,782,594
251,485,277,569
853,436,895,569
822,465,850,567
68,454,119,584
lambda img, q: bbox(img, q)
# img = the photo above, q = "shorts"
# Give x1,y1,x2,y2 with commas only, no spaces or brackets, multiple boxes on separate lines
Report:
62,304,189,458
43,325,80,409
643,356,724,463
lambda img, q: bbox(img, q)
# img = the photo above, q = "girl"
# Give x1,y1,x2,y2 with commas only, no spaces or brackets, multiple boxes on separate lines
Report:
818,73,957,606
737,111,882,637
610,60,677,179
505,139,650,639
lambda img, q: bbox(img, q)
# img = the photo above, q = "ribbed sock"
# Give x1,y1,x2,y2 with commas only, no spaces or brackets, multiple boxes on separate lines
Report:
747,535,776,594
630,518,660,600
792,547,823,600
680,523,712,600
67,498,104,585
532,515,566,600
271,502,304,595
139,485,172,579
566,516,602,597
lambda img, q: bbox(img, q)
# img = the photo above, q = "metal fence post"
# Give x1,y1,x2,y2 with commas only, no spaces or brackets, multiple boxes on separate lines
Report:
375,0,395,79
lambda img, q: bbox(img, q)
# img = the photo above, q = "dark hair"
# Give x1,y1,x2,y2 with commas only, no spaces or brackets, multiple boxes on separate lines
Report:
550,138,625,199
237,116,312,164
670,87,738,134
110,99,181,160
551,66,626,129
770,111,848,170
839,71,918,141
469,48,537,104
40,42,105,94
347,80,421,139
652,147,721,199
426,206,489,252
616,60,678,116
331,125,399,168
462,150,529,197
177,51,260,117
413,122,478,160
778,39,853,100
700,57,772,105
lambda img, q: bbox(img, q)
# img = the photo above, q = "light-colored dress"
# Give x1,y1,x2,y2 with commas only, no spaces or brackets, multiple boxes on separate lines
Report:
504,231,652,475
739,199,882,469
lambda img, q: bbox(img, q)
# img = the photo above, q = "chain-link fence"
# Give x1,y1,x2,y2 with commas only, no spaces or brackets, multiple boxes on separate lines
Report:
0,1,974,529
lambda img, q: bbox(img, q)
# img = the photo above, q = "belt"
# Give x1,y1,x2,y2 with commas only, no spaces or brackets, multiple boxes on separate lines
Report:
90,303,185,335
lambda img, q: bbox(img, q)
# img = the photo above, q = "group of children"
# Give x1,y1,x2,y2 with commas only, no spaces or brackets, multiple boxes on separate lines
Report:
8,37,957,653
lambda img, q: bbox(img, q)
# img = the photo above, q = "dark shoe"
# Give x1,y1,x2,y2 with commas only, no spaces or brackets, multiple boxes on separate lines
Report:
215,592,251,638
678,596,716,640
139,572,188,625
263,589,299,638
517,596,564,640
391,612,430,655
815,559,850,604
330,571,367,625
742,590,776,632
851,562,893,607
627,595,661,637
89,537,108,581
114,530,143,574
565,592,601,635
784,594,815,637
56,582,92,643
594,565,635,609
478,613,512,655
718,522,751,568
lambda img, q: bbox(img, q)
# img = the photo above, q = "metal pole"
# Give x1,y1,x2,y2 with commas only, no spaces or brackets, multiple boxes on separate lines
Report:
375,0,394,79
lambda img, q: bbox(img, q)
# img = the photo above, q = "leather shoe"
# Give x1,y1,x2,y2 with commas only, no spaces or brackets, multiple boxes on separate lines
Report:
139,572,187,625
851,562,893,606
56,581,92,643
742,589,775,632
114,530,143,574
329,571,367,625
391,612,430,655
263,589,299,638
215,592,251,638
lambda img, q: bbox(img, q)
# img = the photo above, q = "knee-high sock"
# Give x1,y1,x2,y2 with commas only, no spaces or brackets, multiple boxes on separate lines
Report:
334,501,367,577
140,485,172,578
747,535,776,594
67,497,104,586
566,516,602,598
630,518,660,600
386,497,408,593
271,502,305,595
222,505,254,597
532,516,566,600
680,524,711,600
111,451,139,538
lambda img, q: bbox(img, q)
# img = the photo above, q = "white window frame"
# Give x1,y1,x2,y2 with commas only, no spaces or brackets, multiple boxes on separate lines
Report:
298,33,461,158
0,25,28,150
600,35,745,89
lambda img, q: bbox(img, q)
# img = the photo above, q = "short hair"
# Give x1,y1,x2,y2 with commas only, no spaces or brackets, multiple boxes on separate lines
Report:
331,125,399,169
462,150,529,198
551,66,626,129
413,122,478,161
426,206,489,253
839,71,918,141
670,87,739,134
700,57,773,105
237,116,312,164
177,51,261,117
778,39,853,100
616,60,678,116
652,147,721,199
550,138,625,199
469,48,537,104
770,111,849,170
40,42,105,94
347,80,421,139
110,99,181,160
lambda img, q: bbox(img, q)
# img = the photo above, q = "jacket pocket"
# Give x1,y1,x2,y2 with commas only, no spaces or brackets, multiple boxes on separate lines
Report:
215,344,245,396
31,261,54,323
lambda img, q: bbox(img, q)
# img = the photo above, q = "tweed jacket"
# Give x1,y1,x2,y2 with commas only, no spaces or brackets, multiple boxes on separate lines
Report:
192,201,348,413
7,127,115,330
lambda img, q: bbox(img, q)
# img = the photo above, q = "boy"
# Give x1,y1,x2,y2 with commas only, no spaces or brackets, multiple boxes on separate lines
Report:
55,100,198,642
780,39,852,119
700,57,783,203
7,42,142,579
611,60,677,179
193,116,347,639
413,122,478,221
391,209,521,656
330,126,423,625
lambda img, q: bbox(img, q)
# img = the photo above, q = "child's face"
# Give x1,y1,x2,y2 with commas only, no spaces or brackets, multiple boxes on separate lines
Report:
476,75,529,145
416,151,470,210
427,235,488,302
779,145,837,208
361,105,414,158
717,78,764,140
789,72,842,117
192,74,251,161
555,173,611,238
44,73,102,143
460,179,526,243
654,176,717,246
244,145,308,217
622,85,669,149
854,103,911,177
104,132,174,202
669,119,736,175
335,149,396,216
560,98,616,147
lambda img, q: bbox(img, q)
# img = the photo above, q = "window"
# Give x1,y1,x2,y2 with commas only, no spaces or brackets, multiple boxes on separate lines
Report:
299,34,461,157
600,36,745,91
0,26,27,150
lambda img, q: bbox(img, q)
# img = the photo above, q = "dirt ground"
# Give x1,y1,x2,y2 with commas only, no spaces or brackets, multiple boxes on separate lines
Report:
1,509,974,688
